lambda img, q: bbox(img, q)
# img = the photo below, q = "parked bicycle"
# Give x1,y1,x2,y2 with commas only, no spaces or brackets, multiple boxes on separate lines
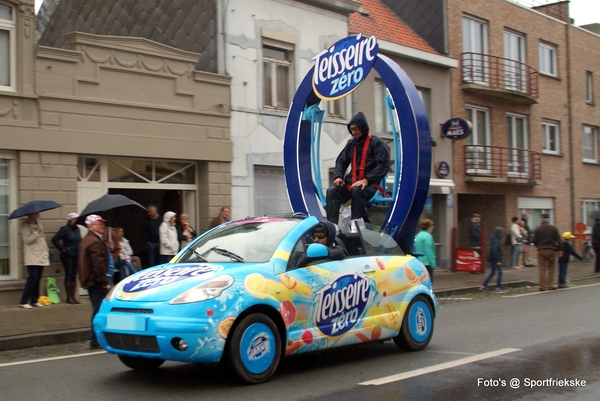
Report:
583,232,596,263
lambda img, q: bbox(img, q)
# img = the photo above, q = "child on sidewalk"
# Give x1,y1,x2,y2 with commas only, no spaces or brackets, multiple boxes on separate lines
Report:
558,232,583,288
480,227,505,293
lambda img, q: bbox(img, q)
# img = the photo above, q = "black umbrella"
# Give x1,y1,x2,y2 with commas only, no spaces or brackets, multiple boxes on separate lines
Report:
77,194,148,239
9,200,61,220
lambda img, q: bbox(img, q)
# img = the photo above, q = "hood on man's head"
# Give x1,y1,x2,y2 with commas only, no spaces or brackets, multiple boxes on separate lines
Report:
347,112,370,137
314,220,337,247
493,227,504,239
163,211,176,224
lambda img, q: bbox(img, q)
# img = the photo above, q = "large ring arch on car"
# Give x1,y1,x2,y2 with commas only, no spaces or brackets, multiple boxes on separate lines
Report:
283,53,431,248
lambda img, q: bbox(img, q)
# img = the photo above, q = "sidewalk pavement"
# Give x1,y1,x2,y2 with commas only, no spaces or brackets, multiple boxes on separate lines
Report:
1,260,598,351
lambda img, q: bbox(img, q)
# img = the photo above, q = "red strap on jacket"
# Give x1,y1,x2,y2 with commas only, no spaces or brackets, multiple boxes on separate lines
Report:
347,135,389,198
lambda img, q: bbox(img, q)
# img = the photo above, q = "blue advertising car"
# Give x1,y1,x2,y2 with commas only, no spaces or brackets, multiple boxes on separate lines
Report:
94,214,437,384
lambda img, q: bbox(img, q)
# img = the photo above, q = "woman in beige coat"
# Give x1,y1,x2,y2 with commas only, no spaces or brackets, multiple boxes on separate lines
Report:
19,213,50,309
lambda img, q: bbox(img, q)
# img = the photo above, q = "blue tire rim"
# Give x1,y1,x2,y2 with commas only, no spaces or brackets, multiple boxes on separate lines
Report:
239,322,276,375
407,300,432,343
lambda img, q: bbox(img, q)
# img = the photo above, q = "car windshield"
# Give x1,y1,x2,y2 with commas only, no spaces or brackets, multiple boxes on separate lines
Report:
179,218,301,263
357,221,405,256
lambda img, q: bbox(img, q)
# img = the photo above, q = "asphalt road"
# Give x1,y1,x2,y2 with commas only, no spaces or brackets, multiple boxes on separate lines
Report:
1,284,599,400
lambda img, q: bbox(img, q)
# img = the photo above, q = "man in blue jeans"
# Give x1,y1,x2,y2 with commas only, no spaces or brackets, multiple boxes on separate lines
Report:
141,205,161,268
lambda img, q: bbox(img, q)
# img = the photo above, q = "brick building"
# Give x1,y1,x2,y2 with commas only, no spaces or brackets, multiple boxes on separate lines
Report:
448,0,600,242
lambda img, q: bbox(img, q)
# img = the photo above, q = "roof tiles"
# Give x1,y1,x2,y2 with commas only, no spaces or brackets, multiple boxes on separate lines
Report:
350,0,437,54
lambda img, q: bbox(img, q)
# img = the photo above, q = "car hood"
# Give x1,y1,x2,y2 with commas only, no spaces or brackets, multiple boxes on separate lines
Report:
111,262,267,302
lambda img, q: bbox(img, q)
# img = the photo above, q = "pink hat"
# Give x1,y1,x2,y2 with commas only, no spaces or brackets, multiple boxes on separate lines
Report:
66,212,79,220
85,214,106,226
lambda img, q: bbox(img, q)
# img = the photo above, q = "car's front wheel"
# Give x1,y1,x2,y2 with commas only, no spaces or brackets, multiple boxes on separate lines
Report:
228,313,282,384
393,295,434,351
118,354,165,371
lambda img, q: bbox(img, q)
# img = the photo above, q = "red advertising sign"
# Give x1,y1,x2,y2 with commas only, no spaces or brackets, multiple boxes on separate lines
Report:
455,248,484,273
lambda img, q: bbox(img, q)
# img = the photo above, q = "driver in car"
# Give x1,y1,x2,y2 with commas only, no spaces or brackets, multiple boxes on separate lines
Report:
311,221,348,261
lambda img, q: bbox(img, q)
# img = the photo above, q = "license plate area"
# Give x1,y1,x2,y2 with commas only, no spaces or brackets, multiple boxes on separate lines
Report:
106,314,147,332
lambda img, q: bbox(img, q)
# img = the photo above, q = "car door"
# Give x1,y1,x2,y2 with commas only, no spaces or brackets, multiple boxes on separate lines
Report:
283,253,381,353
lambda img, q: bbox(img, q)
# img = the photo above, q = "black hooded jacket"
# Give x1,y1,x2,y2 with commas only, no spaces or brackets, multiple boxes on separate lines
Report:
314,221,348,261
333,112,390,186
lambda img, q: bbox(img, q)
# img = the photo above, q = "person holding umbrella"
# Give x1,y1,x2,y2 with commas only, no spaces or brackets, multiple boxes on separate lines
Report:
52,213,82,304
19,212,51,309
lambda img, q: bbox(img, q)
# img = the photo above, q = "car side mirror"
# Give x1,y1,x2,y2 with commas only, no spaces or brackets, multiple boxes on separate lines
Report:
306,243,329,258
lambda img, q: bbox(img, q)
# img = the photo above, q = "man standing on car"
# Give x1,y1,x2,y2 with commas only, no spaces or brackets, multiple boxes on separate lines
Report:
325,112,390,232
79,214,110,350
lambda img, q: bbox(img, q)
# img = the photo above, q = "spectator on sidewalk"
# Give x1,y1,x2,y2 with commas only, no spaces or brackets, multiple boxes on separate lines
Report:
558,232,583,288
510,217,523,269
532,213,562,291
210,206,231,229
52,212,81,304
159,211,179,264
415,219,436,285
517,220,529,268
521,213,534,266
480,227,504,294
19,213,51,309
141,205,161,268
593,218,600,273
78,214,109,350
469,213,481,248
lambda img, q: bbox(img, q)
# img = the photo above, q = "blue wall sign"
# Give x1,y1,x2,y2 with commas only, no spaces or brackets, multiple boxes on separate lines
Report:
442,118,472,140
283,34,431,251
435,161,450,178
312,34,378,100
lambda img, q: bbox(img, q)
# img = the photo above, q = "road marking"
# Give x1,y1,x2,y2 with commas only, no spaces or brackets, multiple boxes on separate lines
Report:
359,348,520,386
503,282,600,298
0,351,105,368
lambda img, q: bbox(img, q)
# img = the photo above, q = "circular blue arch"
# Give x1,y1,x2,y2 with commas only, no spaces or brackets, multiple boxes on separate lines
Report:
283,53,431,250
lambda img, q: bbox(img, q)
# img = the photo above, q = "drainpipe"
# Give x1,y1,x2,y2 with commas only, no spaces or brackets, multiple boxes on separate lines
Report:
566,5,576,230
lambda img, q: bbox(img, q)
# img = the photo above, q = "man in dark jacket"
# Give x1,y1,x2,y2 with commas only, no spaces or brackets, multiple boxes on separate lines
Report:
592,218,600,272
326,112,390,232
311,221,348,261
52,212,82,304
532,213,563,291
79,214,109,349
480,227,504,293
558,232,582,288
141,205,161,268
469,213,481,248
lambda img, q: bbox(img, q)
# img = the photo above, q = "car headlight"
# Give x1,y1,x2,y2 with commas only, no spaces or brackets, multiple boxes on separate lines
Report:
169,275,235,304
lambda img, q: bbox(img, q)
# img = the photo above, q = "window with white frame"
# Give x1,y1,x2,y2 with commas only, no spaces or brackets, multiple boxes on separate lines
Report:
506,113,529,177
538,42,557,77
0,153,16,279
374,79,391,137
583,125,598,163
263,39,293,111
0,3,15,90
582,199,600,228
586,71,594,104
326,98,345,119
254,165,291,216
504,30,526,92
465,105,491,173
462,16,488,84
542,119,560,154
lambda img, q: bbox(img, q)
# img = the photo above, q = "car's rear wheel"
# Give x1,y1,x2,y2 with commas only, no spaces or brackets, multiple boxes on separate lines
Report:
118,354,165,371
393,295,434,351
228,313,281,384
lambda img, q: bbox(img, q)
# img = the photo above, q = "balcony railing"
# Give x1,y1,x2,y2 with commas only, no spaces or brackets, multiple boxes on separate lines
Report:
462,52,539,99
464,144,541,182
